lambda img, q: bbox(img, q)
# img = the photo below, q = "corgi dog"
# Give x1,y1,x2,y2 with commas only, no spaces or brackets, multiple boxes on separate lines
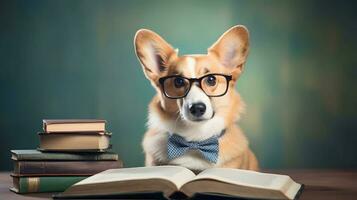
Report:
134,25,258,172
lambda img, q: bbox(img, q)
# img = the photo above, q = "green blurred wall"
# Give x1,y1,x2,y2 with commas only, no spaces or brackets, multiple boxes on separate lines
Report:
1,0,356,170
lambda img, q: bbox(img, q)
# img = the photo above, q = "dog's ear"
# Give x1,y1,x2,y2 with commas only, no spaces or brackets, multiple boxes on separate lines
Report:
208,25,249,78
134,29,177,81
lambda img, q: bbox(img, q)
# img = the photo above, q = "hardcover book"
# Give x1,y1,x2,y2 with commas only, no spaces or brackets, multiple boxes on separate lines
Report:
43,119,106,133
54,166,303,200
10,175,88,193
13,160,123,176
38,132,111,151
11,150,119,161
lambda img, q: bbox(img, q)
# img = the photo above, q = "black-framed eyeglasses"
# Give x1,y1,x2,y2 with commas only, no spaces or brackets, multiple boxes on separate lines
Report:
158,73,232,99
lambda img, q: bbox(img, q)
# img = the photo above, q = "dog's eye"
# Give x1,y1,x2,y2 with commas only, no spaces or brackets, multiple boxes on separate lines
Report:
174,77,185,88
205,75,216,86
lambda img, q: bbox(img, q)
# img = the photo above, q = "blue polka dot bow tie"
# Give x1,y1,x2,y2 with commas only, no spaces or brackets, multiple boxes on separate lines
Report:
167,130,225,163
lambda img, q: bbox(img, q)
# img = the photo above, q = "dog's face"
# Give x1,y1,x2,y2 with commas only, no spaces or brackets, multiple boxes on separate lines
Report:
134,26,249,127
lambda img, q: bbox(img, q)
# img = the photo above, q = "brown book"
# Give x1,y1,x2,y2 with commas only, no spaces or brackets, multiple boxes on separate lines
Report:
13,160,123,176
43,119,106,133
38,132,111,151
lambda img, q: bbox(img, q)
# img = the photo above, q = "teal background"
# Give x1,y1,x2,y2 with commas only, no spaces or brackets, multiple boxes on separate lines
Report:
1,0,356,170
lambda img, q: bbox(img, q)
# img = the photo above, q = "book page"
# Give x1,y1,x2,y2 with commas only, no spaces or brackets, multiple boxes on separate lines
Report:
192,168,294,190
75,166,196,189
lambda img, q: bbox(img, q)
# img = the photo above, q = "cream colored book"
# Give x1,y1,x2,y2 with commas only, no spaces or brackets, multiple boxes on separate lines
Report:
38,132,111,151
56,166,303,199
43,119,106,133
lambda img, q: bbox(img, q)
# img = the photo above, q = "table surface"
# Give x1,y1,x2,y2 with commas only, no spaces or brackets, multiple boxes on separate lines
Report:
1,170,357,200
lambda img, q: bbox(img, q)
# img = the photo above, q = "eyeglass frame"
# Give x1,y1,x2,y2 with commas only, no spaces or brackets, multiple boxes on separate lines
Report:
158,73,233,99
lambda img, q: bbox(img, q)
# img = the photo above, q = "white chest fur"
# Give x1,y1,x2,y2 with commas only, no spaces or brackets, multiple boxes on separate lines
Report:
142,111,226,171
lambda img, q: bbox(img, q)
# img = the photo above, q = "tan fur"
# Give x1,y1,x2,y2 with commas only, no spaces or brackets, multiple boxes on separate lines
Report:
135,25,259,171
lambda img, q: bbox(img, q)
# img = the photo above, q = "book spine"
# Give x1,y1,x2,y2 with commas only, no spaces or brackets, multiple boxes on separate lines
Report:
42,120,47,132
17,176,87,193
13,152,118,161
14,160,122,175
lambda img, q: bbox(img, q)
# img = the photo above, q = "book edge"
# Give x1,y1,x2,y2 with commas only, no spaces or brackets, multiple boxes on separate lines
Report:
10,150,119,161
52,191,165,199
43,119,107,124
36,145,112,152
9,187,20,194
38,132,112,136
11,173,94,177
294,184,304,200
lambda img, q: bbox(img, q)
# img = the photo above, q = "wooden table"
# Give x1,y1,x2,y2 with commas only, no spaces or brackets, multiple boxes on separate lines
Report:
1,170,357,199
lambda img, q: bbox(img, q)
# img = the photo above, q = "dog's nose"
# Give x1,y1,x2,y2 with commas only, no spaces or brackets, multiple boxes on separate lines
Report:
189,102,206,117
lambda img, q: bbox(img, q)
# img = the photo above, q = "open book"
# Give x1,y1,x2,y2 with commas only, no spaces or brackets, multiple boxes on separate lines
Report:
54,166,303,200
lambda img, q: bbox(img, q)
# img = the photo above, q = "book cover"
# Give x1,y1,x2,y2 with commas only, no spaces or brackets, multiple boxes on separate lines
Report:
13,160,123,176
38,132,112,151
43,119,106,133
11,150,119,161
10,175,88,193
43,119,106,124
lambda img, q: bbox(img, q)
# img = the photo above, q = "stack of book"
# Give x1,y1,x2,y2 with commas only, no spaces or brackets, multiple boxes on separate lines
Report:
10,119,123,194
